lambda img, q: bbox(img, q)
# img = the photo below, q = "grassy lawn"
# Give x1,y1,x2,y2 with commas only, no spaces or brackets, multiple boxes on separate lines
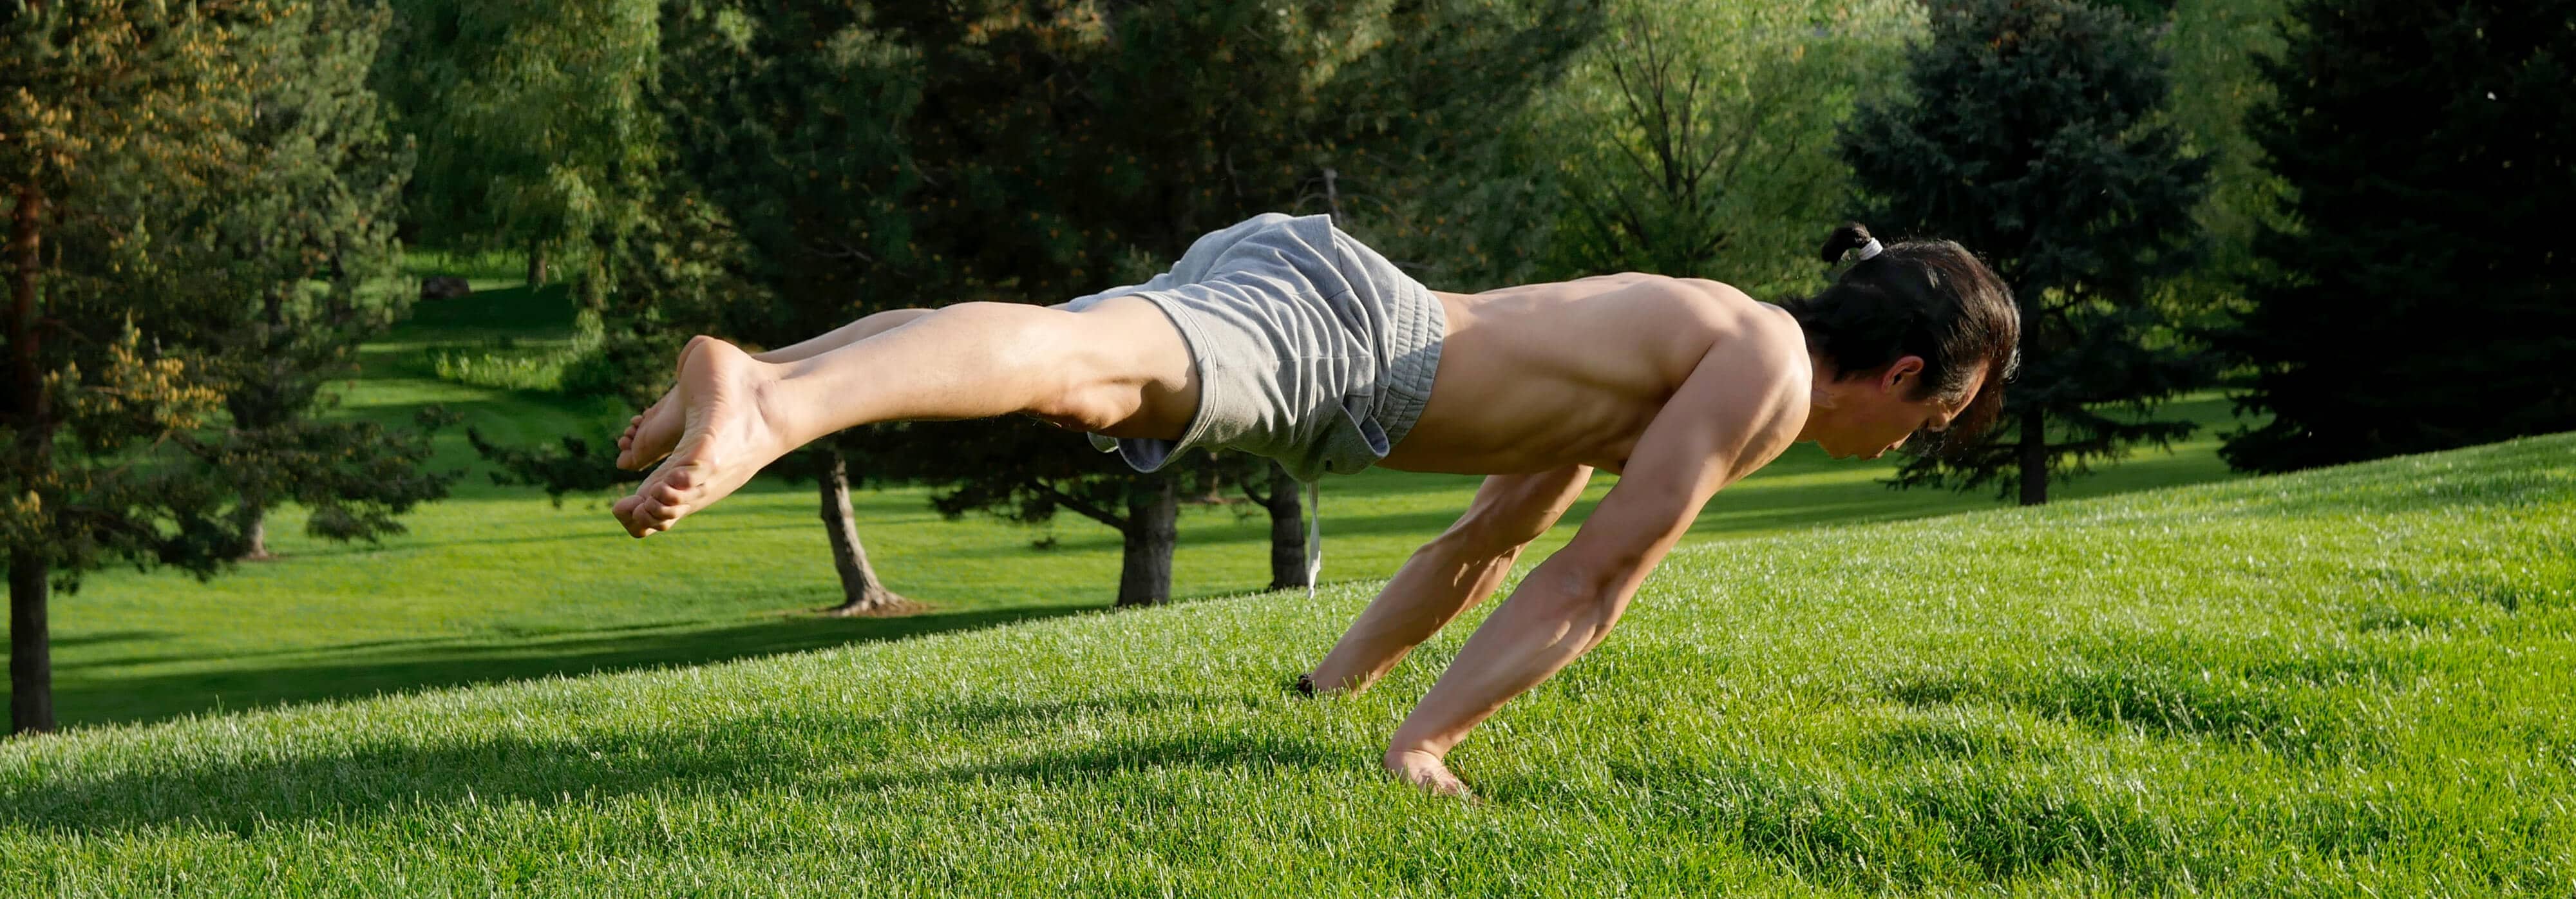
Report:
5,429,2570,894
15,258,2268,730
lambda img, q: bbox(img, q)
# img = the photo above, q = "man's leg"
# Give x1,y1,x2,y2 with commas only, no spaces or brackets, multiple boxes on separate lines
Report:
611,296,1197,537
618,308,936,469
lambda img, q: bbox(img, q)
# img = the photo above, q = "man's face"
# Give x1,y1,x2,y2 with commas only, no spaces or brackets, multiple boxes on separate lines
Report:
1823,356,1983,460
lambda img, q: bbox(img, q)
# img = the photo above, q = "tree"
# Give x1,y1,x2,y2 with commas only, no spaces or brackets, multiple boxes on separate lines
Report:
1839,0,2212,505
2153,0,2290,332
1532,0,1919,295
2210,0,2575,472
209,1,435,560
372,0,661,294
2,0,452,734
459,2,921,616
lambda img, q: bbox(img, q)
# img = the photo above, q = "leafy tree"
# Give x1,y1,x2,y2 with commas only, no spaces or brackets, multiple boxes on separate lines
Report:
1528,0,1919,295
2212,0,2576,471
2156,0,2289,325
2,0,451,734
1840,0,2212,504
373,0,661,292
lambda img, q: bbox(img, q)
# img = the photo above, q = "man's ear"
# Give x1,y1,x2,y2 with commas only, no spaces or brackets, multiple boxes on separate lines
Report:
1880,355,1927,393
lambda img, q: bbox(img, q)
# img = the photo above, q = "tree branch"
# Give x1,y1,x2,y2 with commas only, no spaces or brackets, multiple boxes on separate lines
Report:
1023,477,1126,531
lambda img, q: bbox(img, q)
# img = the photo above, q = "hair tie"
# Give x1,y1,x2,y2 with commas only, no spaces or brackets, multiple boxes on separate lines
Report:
1855,238,1884,262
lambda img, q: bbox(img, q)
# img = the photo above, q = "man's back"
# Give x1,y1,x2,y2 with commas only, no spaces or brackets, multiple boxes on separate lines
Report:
1381,274,1803,476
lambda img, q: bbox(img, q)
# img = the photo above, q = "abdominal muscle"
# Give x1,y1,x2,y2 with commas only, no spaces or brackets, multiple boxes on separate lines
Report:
1376,274,1774,477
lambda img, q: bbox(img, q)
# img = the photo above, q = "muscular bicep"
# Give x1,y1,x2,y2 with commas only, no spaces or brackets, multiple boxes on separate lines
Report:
1555,335,1807,589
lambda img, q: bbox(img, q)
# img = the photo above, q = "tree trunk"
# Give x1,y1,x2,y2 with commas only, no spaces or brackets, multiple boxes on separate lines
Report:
815,451,914,616
240,506,272,562
526,241,548,286
2018,406,2049,506
8,182,57,734
10,547,52,735
1115,472,1179,607
1264,462,1308,591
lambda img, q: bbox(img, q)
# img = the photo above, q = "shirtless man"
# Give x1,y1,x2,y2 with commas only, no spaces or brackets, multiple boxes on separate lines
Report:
609,213,2019,795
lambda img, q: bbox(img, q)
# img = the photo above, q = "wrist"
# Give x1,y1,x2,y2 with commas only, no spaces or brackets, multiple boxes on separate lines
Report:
1384,736,1450,765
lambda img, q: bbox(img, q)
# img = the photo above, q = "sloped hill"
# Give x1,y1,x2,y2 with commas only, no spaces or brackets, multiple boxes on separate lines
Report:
5,434,2569,896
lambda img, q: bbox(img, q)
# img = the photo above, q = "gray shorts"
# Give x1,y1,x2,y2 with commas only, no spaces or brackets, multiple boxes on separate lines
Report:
1060,213,1444,482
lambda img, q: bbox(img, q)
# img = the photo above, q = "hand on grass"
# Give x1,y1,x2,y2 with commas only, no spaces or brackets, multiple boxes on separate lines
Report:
1385,748,1470,799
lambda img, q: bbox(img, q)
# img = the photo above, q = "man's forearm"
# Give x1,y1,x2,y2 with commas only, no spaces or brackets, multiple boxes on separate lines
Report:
1385,560,1629,760
1307,533,1520,694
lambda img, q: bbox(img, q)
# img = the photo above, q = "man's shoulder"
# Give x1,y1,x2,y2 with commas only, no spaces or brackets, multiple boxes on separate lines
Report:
1646,278,1804,359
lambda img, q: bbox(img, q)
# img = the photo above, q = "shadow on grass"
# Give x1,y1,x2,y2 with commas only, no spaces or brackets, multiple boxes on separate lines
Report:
401,281,580,336
49,605,1095,730
5,693,1340,838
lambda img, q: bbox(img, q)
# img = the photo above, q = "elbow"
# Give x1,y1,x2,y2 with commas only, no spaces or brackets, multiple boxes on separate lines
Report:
1526,562,1629,641
1428,522,1531,564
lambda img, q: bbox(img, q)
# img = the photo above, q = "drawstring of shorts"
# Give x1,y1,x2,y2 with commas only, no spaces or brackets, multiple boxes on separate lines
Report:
1305,478,1323,600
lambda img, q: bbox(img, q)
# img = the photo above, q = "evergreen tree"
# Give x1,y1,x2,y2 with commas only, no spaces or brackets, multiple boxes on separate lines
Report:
1,0,451,734
1839,0,2211,504
2212,0,2576,471
209,1,437,560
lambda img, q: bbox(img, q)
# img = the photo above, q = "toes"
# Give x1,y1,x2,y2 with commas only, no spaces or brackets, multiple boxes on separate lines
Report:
648,481,688,507
611,495,649,538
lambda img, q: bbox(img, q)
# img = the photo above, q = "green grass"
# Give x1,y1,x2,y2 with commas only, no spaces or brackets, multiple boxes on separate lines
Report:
6,430,2571,894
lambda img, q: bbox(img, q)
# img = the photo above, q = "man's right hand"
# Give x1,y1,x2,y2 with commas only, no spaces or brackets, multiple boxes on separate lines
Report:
1385,748,1471,799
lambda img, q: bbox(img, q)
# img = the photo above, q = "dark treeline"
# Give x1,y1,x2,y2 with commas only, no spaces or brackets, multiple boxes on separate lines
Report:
6,0,2567,733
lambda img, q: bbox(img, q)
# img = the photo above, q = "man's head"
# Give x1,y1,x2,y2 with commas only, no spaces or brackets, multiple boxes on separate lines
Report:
1777,223,2020,460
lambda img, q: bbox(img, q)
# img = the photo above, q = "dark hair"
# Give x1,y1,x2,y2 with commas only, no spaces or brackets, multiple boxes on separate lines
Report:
1776,222,2021,454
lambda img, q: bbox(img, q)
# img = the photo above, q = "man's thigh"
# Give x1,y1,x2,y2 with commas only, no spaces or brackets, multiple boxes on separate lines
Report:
1048,295,1200,440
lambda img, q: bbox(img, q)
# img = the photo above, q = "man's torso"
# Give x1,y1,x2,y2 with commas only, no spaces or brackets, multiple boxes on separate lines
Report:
1378,274,1799,477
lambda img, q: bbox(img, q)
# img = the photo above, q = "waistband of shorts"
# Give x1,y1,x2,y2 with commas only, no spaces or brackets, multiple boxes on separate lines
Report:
1371,278,1444,451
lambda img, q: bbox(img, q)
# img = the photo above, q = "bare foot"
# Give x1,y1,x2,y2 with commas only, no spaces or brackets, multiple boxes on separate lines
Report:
1385,749,1473,800
616,386,683,470
616,337,715,471
612,337,790,538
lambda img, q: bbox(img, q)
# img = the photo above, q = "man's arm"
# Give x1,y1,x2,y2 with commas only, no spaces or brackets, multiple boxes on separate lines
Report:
1381,324,1808,793
1306,464,1596,694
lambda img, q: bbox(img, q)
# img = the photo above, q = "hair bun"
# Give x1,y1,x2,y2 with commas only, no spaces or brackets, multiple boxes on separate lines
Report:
1821,222,1875,263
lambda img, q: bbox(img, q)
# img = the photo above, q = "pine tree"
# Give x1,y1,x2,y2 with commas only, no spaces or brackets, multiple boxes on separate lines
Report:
1839,0,2212,504
2,0,452,734
2212,0,2576,471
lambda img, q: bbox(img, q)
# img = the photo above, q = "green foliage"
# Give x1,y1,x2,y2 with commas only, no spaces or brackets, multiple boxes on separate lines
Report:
372,0,663,290
2159,0,2289,311
1,0,453,591
1841,0,2213,502
5,433,2570,892
1520,0,1920,296
2212,0,2576,473
428,310,607,393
